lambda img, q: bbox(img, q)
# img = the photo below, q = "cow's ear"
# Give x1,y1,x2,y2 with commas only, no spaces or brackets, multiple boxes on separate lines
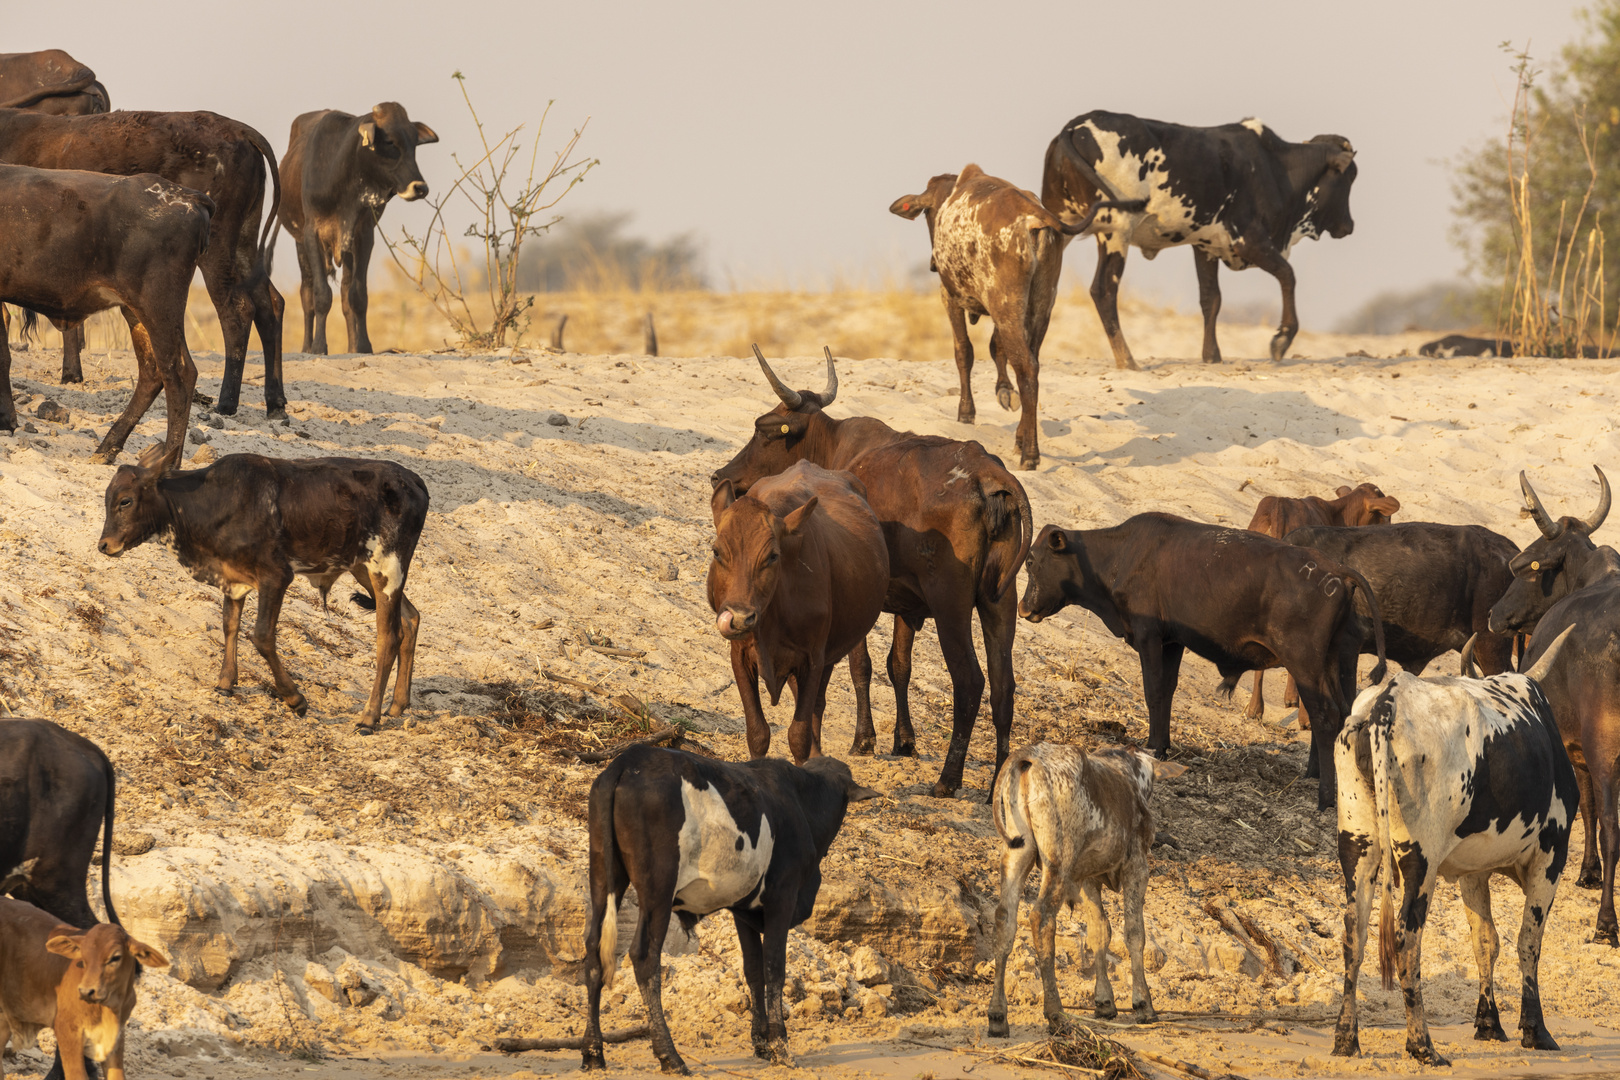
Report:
888,193,929,220
756,411,810,441
358,121,378,148
128,938,170,968
1371,495,1400,517
711,480,737,527
782,496,818,535
1152,760,1189,781
46,934,82,959
1335,485,1353,498
414,122,439,145
1045,529,1069,553
847,782,885,802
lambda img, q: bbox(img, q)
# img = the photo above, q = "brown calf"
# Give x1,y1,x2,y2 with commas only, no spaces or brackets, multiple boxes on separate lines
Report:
709,461,889,762
1245,483,1399,720
0,896,168,1080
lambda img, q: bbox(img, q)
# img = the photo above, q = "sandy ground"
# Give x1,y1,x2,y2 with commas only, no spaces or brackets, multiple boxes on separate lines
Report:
3,302,1620,1080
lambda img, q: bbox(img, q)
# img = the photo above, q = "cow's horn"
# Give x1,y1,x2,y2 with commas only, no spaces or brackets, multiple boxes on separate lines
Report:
1523,624,1577,686
1520,471,1559,539
821,346,838,405
753,345,803,409
1584,465,1610,533
1459,633,1482,678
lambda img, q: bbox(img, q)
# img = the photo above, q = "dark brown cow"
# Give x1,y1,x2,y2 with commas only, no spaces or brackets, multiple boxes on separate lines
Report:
1245,483,1400,719
0,108,285,417
890,165,1139,470
1019,515,1386,810
281,103,438,355
97,448,430,731
0,50,107,115
709,460,889,762
0,164,212,467
711,349,1032,797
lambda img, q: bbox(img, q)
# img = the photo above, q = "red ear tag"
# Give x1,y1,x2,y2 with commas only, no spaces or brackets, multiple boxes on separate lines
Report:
902,202,910,211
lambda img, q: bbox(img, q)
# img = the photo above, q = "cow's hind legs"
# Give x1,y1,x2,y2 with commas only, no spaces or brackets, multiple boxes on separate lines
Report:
1192,248,1223,364
1032,868,1068,1032
733,913,772,1060
1575,764,1602,888
1080,879,1118,1019
760,905,795,1066
389,592,421,716
1394,861,1447,1066
987,826,1038,1038
848,636,877,755
979,590,1017,801
250,573,307,716
61,321,86,383
630,883,687,1074
933,604,986,797
887,615,920,757
1121,857,1157,1023
1332,825,1377,1057
1517,860,1562,1050
1244,669,1267,719
944,291,976,424
988,326,1017,410
1458,872,1507,1041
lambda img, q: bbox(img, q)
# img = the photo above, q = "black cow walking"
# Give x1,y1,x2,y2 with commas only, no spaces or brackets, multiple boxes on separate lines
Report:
582,745,880,1073
1019,515,1385,809
1042,111,1357,368
97,447,430,730
0,719,119,930
281,103,437,355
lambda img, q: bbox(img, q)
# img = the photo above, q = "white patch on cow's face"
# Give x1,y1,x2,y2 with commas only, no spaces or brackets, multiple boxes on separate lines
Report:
672,778,774,915
1078,122,1245,266
364,536,404,598
79,1005,123,1062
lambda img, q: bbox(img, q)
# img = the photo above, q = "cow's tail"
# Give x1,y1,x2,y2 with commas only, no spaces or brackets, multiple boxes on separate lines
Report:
991,751,1035,850
1055,197,1149,236
587,767,623,990
982,469,1032,604
242,124,283,277
1050,130,1130,204
1373,713,1399,991
100,751,121,928
1344,568,1388,685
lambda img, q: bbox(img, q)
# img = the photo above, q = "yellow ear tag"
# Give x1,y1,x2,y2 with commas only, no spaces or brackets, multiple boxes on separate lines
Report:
1531,561,1540,570
780,424,790,434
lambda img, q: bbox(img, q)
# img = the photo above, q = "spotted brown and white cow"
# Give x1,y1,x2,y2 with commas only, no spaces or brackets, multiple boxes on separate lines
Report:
1332,629,1578,1065
986,743,1185,1037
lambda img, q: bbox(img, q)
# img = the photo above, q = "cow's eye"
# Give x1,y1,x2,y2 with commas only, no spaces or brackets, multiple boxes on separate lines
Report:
764,551,778,566
117,497,132,510
107,953,122,965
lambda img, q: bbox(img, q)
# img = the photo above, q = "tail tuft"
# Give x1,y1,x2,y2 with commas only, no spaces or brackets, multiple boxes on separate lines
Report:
351,591,377,612
1379,883,1395,991
600,893,619,990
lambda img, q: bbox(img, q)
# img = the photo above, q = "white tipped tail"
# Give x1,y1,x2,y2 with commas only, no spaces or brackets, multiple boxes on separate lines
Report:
600,893,619,990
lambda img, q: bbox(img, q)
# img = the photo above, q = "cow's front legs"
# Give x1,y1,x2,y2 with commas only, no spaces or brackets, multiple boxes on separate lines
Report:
216,591,247,693
1517,856,1562,1050
61,321,86,384
1247,245,1299,361
250,571,307,716
1596,769,1620,945
730,643,771,758
848,636,876,755
342,226,376,354
0,334,16,433
1136,636,1184,757
987,326,1016,411
629,885,686,1073
93,311,167,465
305,233,334,355
1090,235,1138,370
887,615,920,757
987,830,1037,1038
732,914,771,1059
1245,669,1267,719
1458,872,1507,1041
943,291,976,423
1120,857,1157,1023
761,905,795,1066
785,661,824,763
1332,825,1378,1056
1191,248,1223,363
359,586,402,731
933,604,986,798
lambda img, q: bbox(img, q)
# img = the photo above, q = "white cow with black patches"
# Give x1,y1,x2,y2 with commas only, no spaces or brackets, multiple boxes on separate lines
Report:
582,745,880,1075
1333,628,1580,1066
986,743,1185,1036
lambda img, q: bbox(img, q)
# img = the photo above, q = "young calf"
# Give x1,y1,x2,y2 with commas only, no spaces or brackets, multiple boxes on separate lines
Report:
0,896,169,1080
582,745,880,1073
97,447,430,730
987,744,1184,1036
1333,628,1579,1065
709,460,888,762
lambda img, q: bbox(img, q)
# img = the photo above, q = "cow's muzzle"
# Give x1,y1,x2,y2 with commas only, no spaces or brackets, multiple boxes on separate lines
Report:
716,607,757,639
97,537,124,557
79,987,101,1003
400,181,429,201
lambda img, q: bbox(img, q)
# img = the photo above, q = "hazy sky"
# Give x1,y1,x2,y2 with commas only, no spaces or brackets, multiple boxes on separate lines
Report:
10,1,1588,324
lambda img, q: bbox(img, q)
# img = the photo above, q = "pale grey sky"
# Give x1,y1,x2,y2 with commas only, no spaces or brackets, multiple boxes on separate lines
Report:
10,1,1587,323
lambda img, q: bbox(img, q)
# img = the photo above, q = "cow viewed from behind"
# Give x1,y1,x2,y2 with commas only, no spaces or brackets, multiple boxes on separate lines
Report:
281,103,438,355
1043,111,1357,367
97,448,430,731
1333,630,1578,1064
582,746,881,1073
987,743,1185,1036
0,50,107,115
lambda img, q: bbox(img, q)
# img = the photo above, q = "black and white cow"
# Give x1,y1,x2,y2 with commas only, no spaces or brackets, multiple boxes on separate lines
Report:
1333,628,1579,1065
1042,111,1357,368
582,745,881,1074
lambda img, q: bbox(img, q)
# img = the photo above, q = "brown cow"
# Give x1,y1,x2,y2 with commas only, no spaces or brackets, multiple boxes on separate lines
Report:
890,165,1139,471
712,349,1032,798
0,107,285,417
1244,483,1399,720
709,460,889,762
0,50,107,115
0,897,169,1080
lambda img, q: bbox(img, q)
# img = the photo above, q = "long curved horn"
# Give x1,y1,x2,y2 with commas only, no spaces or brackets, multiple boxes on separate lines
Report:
1459,633,1481,678
821,346,838,405
1585,465,1611,533
753,344,803,409
1524,624,1577,686
1521,471,1559,539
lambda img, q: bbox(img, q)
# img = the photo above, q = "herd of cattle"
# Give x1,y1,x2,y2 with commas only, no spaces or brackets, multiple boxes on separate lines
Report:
2,45,1620,1080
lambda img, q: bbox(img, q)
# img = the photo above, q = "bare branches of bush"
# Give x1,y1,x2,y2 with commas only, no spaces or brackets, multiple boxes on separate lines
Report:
382,73,597,349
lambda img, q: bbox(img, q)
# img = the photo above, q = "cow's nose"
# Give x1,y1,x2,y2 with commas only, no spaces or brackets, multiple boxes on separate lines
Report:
79,987,97,1002
402,181,429,201
97,538,118,556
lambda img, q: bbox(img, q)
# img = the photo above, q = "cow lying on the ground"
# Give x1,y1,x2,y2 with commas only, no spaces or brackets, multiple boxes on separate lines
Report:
709,460,888,762
281,103,437,355
1246,483,1400,718
711,348,1032,796
1019,515,1385,809
1333,629,1578,1064
0,107,283,415
0,897,169,1080
0,163,213,469
0,720,119,930
582,745,881,1073
890,166,1141,470
0,50,108,115
1042,111,1356,367
97,447,430,730
1417,334,1513,359
1489,466,1620,937
987,743,1185,1036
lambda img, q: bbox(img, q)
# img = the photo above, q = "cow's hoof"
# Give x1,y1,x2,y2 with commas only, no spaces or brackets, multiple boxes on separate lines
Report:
213,686,235,697
1331,1033,1360,1057
1093,1000,1118,1020
1132,1002,1158,1025
996,386,1019,411
930,780,959,799
89,451,116,465
767,1040,793,1068
1018,455,1039,472
957,410,976,425
1523,1026,1559,1051
1593,927,1620,947
1243,705,1264,721
1406,1042,1448,1066
892,739,917,758
1577,871,1603,890
1151,747,1170,761
1201,353,1222,365
849,735,875,756
1117,358,1140,371
286,694,308,717
988,1013,1010,1039
581,1051,607,1071
355,723,377,736
1474,1024,1508,1042
61,373,84,385
266,406,288,422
